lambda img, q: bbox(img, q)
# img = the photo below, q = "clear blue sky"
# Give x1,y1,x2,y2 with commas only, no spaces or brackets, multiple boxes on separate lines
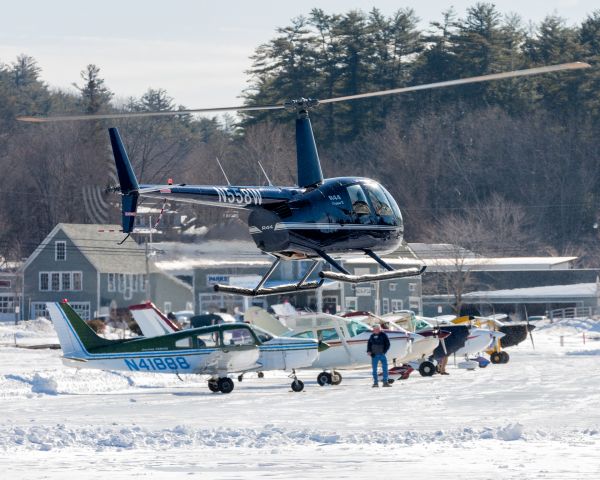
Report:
1,1,596,108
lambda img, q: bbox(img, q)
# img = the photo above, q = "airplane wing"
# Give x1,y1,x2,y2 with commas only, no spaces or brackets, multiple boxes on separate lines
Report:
129,302,181,337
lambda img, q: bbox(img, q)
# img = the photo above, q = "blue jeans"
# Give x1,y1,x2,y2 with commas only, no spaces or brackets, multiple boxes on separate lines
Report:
371,354,388,383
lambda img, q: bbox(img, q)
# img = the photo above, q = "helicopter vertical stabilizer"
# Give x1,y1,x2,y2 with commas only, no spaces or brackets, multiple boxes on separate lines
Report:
109,127,139,233
296,113,323,188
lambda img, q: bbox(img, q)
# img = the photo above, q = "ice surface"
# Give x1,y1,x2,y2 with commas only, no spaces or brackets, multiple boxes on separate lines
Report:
0,317,599,479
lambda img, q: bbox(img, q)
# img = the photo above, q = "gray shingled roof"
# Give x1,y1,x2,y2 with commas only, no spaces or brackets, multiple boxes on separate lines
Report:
58,224,158,274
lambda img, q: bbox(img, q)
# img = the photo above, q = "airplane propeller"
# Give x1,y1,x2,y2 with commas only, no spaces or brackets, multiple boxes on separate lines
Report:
524,307,536,350
17,62,589,123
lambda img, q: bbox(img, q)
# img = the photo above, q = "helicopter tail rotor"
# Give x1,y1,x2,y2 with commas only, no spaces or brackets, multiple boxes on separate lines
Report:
109,127,140,233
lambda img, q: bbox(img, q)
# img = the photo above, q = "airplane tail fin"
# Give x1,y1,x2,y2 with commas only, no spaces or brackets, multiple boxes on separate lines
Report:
109,127,139,233
46,301,113,357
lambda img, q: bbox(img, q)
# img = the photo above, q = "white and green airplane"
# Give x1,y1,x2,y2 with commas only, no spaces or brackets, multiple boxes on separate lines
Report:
46,301,318,393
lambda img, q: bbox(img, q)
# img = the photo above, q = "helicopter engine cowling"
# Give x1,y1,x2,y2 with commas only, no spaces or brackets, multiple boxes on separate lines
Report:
248,208,290,252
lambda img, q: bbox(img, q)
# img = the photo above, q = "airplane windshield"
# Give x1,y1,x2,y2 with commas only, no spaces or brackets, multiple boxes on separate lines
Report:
346,320,371,337
414,317,432,330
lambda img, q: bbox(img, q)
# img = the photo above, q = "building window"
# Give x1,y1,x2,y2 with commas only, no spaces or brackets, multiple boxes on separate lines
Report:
55,241,66,261
389,283,397,292
31,302,49,319
73,272,82,291
164,301,172,313
345,297,357,311
108,273,116,292
70,302,90,321
51,272,60,291
39,273,49,291
0,295,15,313
408,283,417,293
0,279,11,288
382,298,390,314
61,272,71,291
391,299,403,311
40,271,82,291
117,274,125,292
139,274,146,292
131,274,138,292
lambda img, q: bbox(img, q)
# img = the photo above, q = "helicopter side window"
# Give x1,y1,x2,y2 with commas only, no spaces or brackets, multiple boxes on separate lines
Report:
346,184,371,216
364,184,394,216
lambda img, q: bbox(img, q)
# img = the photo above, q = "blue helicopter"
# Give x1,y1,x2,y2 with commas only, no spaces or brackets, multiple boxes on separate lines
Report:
19,62,588,297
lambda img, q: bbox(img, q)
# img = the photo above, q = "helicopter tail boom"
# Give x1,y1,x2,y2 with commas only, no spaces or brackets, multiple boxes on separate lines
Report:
109,127,139,233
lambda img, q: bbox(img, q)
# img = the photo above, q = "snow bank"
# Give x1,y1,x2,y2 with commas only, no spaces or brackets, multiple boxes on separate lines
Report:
0,318,57,344
2,423,590,452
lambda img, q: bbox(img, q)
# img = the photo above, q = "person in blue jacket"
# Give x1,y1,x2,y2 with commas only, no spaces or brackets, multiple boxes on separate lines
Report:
367,324,391,387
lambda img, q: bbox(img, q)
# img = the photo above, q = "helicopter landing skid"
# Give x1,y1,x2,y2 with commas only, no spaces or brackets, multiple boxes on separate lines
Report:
213,258,324,297
317,249,426,283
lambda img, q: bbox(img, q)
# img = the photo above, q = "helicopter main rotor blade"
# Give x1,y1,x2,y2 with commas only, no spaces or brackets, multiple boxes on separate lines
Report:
17,103,285,123
17,61,589,123
319,62,590,105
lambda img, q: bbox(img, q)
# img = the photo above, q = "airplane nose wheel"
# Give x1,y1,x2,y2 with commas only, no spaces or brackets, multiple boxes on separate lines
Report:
418,361,436,377
289,369,304,392
291,379,304,392
317,371,333,386
490,352,503,364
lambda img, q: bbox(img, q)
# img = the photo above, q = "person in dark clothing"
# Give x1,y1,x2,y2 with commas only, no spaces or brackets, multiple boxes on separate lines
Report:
367,324,391,387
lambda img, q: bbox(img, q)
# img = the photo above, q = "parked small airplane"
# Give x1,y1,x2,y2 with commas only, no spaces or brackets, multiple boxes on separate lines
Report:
128,301,322,390
382,311,471,375
245,307,415,386
46,300,316,393
468,314,536,363
433,316,505,369
341,311,441,377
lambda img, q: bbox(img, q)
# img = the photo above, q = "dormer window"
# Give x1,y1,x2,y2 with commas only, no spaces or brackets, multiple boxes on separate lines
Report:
55,241,66,261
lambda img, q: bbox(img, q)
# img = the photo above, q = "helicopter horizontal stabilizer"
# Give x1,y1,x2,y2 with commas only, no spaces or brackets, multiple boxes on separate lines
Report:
319,265,426,283
214,280,323,297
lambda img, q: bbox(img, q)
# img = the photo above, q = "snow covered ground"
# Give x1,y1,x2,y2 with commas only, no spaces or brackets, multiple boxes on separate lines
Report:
0,318,599,479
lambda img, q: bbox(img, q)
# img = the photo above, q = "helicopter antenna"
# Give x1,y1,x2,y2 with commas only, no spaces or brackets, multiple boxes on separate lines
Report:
215,157,231,186
257,161,273,186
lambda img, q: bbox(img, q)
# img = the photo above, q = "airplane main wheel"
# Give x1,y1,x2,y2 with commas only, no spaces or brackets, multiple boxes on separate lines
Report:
419,361,436,377
291,379,304,392
331,371,343,385
317,371,333,386
208,380,219,393
490,352,503,364
500,351,510,364
218,377,235,394
257,372,264,379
